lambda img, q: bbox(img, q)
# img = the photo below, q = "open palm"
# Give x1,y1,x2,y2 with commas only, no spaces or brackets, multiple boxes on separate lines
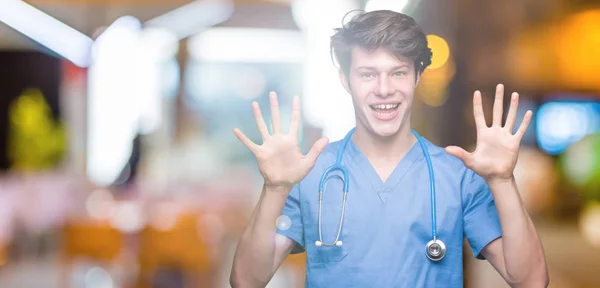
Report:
445,84,533,182
233,92,329,189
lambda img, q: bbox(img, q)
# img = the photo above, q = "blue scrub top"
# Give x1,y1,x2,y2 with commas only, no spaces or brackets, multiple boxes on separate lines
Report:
276,136,502,287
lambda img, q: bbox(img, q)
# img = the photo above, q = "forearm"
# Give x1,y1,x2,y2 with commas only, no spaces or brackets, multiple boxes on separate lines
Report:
230,184,291,287
488,177,548,286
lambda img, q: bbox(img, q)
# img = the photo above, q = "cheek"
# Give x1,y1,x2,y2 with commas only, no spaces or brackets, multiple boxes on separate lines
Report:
397,81,417,99
349,80,373,100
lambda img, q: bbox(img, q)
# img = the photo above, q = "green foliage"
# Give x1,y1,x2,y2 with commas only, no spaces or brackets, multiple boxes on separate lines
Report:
7,88,66,171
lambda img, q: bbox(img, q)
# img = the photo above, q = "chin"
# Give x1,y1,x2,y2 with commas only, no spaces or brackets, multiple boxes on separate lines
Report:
363,113,406,138
370,125,402,138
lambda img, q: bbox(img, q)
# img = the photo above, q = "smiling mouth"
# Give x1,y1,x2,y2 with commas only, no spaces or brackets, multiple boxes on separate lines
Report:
370,103,400,116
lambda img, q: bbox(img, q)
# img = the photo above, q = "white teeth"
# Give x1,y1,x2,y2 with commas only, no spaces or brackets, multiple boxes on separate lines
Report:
372,104,398,109
374,110,395,117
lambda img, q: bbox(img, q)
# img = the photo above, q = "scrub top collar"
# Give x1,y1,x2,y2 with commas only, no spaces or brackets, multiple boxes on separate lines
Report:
347,137,425,204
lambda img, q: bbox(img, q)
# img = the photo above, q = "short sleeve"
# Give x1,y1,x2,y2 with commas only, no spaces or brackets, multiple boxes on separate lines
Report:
462,170,502,260
276,183,305,254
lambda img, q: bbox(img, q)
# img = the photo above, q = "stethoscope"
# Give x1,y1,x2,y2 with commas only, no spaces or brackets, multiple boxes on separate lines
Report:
314,127,446,261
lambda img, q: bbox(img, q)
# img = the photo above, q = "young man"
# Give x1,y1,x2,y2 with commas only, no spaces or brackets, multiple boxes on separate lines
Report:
230,10,548,288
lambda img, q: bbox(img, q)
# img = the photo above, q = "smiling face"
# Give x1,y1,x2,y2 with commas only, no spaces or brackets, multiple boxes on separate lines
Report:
340,46,420,138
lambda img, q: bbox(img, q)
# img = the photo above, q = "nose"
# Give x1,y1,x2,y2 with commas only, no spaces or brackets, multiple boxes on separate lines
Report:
375,75,394,98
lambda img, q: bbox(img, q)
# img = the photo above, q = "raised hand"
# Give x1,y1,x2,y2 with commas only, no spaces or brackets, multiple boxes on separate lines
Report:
233,92,330,190
445,84,533,183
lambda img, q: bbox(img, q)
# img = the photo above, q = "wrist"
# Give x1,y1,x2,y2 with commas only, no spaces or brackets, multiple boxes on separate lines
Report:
263,183,293,196
485,175,515,190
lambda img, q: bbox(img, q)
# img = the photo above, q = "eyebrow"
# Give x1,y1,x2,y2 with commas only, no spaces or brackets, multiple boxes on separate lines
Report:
356,64,411,71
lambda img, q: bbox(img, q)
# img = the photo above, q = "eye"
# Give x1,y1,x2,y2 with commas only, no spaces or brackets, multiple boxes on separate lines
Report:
361,73,375,79
393,71,407,77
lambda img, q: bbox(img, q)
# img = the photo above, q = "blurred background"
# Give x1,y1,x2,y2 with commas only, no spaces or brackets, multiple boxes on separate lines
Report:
0,0,599,287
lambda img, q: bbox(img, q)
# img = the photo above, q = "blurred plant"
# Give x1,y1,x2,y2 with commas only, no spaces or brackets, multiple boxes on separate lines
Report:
7,88,66,171
560,133,600,202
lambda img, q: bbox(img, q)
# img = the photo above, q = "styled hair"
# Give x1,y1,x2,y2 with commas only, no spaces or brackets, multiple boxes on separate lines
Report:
330,10,432,78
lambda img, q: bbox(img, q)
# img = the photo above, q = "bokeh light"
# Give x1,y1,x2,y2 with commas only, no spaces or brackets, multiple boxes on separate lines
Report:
84,266,114,288
561,133,600,200
86,189,116,220
536,101,600,155
426,34,450,70
109,201,144,233
149,202,180,231
507,9,600,92
276,215,292,231
579,202,600,248
555,10,600,92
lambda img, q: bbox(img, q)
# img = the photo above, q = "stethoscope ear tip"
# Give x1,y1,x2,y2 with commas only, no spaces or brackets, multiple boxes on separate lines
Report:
315,241,322,247
335,240,343,246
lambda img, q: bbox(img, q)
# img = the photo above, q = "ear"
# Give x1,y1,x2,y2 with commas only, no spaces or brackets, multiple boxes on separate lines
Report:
339,70,351,94
415,71,422,86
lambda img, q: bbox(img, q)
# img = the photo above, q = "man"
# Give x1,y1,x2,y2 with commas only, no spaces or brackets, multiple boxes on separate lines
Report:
230,10,548,287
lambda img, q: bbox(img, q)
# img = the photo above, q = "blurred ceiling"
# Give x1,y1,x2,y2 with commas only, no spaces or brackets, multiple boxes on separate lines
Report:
2,0,598,94
0,0,297,49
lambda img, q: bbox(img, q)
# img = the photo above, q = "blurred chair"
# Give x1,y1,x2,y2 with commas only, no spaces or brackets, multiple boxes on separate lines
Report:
282,252,306,288
137,212,214,288
60,220,124,287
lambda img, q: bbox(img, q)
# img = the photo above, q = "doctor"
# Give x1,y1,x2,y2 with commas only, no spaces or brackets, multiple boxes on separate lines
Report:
230,10,548,288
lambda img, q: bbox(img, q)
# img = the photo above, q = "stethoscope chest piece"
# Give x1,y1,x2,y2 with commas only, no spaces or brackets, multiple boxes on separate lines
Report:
425,238,446,261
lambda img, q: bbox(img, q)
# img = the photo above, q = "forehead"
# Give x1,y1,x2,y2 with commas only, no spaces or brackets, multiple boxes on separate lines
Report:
350,46,413,69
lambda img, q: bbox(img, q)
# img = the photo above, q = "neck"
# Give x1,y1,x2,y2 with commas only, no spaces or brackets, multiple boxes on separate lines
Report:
351,121,417,163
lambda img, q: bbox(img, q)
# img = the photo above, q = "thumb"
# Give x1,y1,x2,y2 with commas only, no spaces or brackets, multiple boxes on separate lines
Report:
445,146,469,162
306,137,330,164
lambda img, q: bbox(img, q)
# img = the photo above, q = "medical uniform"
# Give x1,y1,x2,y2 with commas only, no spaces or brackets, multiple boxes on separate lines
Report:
276,136,502,287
